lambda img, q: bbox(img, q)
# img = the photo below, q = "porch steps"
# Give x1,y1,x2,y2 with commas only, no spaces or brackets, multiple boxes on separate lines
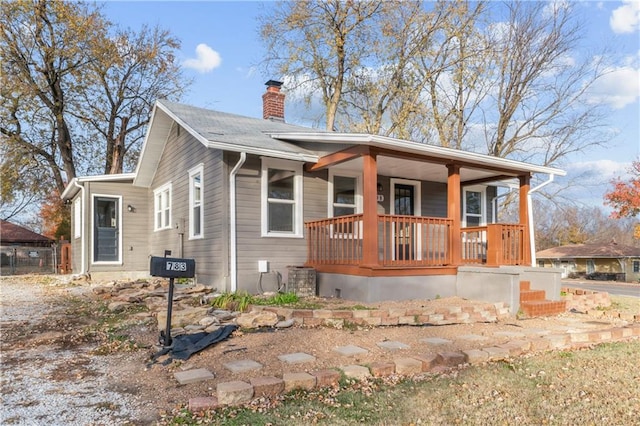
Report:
519,280,566,317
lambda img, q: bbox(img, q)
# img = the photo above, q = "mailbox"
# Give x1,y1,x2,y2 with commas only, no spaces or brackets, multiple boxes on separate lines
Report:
150,256,195,278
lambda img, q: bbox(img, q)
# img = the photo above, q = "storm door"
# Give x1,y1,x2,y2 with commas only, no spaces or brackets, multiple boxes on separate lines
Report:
93,196,120,263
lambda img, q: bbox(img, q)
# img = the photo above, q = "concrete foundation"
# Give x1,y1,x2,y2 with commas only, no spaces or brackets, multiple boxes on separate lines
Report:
317,273,456,303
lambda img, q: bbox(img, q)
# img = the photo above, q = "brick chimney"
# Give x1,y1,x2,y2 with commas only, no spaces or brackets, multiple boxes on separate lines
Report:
262,80,285,121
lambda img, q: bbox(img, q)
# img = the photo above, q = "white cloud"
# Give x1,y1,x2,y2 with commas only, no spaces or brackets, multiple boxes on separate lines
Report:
610,0,640,34
183,43,221,73
588,65,640,109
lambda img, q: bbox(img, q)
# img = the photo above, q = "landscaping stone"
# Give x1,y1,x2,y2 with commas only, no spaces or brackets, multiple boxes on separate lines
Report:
250,376,284,398
412,354,439,372
189,396,218,412
283,372,316,391
157,306,210,329
174,368,215,385
311,369,341,388
223,359,263,373
277,352,316,364
493,331,526,338
340,365,372,380
217,381,253,406
462,349,489,364
394,357,422,375
482,346,510,361
369,361,395,377
436,351,466,367
235,311,278,328
275,318,295,328
456,334,488,342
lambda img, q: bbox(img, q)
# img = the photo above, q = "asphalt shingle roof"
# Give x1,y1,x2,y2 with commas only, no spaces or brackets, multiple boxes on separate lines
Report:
0,220,53,245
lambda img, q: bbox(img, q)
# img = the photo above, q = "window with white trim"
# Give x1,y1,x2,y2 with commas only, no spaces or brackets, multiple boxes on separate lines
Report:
329,172,361,217
154,182,172,231
74,197,82,239
261,158,303,237
463,186,486,227
189,165,204,239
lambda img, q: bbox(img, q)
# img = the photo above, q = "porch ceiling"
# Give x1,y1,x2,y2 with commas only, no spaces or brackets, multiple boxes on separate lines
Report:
331,156,515,185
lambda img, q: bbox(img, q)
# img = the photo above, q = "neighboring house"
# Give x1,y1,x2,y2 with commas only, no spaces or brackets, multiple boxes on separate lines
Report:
62,81,566,309
1,219,54,275
537,242,640,282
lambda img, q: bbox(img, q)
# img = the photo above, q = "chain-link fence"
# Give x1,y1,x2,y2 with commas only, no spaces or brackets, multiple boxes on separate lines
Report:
0,246,57,276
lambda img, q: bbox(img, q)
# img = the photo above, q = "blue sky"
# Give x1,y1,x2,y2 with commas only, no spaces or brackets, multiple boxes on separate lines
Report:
101,0,639,209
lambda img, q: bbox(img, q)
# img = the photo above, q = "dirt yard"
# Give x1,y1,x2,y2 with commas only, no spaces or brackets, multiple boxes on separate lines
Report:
1,275,638,425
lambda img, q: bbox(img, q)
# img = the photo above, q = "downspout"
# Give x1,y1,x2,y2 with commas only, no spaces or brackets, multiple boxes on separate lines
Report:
72,179,86,275
528,174,555,267
229,152,246,292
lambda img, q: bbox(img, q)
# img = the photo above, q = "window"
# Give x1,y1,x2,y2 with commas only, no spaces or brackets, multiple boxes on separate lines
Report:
74,198,82,239
92,195,121,264
154,183,172,231
634,260,639,273
329,172,361,217
261,158,303,237
189,165,204,239
463,186,486,227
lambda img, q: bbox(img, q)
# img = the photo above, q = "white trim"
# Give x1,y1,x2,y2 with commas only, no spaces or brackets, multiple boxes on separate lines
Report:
230,153,247,293
153,182,172,231
390,178,422,216
261,157,304,238
188,164,204,240
462,185,487,227
90,194,123,265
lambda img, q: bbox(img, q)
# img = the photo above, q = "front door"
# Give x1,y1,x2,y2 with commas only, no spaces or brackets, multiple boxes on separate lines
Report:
391,180,421,261
93,196,120,263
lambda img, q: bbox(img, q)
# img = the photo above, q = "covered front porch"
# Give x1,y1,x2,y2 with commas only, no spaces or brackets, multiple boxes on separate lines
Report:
303,144,533,277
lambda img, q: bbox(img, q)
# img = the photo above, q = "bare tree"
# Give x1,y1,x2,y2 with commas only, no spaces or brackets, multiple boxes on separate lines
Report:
260,0,384,131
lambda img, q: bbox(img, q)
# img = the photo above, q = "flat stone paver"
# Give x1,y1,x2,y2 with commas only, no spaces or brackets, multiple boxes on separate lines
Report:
283,372,316,391
394,357,422,375
482,346,510,361
217,381,253,405
456,334,488,342
223,359,263,373
376,341,410,350
333,344,369,356
420,337,452,345
278,352,316,364
174,368,215,385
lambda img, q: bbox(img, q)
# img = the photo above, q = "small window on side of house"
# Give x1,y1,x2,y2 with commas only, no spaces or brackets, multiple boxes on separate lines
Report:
74,198,82,239
634,260,639,273
154,183,172,231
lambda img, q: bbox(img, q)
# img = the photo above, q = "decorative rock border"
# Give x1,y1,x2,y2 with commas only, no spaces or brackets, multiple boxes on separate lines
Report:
250,301,511,328
561,287,640,322
187,323,640,412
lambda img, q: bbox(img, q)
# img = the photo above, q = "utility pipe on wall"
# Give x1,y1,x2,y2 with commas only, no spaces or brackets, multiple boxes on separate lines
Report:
528,174,555,267
229,152,246,292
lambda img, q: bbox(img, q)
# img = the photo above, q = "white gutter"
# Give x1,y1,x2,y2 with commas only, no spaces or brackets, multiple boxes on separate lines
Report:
528,174,555,267
72,179,86,275
229,152,246,292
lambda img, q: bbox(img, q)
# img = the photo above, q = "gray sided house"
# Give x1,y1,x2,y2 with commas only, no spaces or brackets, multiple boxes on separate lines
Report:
62,81,566,311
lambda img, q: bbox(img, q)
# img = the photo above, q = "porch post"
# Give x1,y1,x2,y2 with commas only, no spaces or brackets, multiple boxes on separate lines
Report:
519,174,531,265
362,150,379,267
447,164,461,265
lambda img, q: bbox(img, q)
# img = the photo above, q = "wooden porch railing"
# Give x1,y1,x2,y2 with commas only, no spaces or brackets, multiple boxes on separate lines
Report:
378,215,452,266
306,214,364,266
306,217,527,269
461,224,527,266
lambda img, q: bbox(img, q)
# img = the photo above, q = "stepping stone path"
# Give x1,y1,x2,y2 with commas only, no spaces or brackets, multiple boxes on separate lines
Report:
174,368,215,385
333,344,369,357
456,334,488,341
223,359,263,373
493,331,526,338
341,365,371,380
277,352,316,364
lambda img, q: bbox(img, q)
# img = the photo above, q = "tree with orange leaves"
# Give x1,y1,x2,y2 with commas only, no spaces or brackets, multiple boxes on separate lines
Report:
604,161,640,219
40,190,70,241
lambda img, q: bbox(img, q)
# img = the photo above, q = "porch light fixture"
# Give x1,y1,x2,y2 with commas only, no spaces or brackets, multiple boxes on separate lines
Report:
127,204,135,213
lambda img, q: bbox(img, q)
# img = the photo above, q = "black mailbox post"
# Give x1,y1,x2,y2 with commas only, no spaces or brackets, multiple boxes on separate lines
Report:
150,255,196,347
